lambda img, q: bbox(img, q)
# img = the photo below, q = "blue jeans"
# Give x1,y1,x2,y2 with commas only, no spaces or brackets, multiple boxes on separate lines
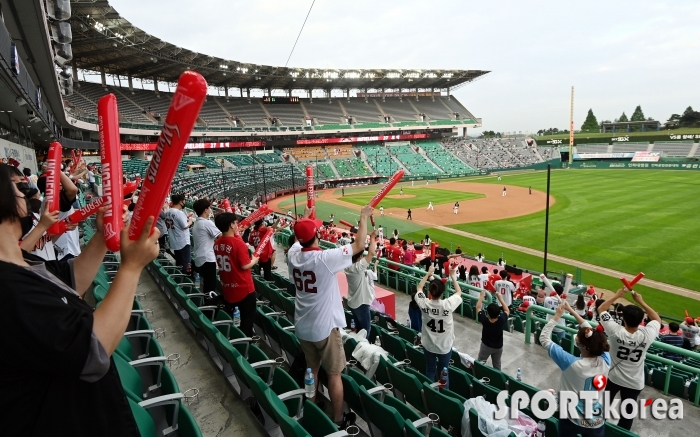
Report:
558,419,605,437
424,348,452,389
408,308,422,333
350,304,371,339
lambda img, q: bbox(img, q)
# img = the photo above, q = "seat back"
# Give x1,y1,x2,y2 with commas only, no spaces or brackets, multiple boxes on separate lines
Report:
128,398,156,437
386,362,428,414
380,331,407,360
473,360,508,390
359,386,408,437
422,383,465,436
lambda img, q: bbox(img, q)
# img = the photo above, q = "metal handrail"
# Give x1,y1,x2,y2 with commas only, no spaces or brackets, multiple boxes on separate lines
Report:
524,304,700,406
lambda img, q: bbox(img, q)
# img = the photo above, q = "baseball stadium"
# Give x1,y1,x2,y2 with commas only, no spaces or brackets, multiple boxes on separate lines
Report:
1,1,699,436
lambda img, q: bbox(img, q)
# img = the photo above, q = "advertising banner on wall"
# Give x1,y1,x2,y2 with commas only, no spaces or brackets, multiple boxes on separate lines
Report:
296,133,431,145
631,151,661,162
120,141,265,151
1,139,38,174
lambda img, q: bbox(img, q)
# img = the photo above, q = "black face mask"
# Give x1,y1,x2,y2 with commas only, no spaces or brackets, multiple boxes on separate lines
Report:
19,198,37,237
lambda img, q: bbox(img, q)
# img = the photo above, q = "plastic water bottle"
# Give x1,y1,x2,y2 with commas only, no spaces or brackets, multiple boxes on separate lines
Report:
194,272,200,284
516,368,522,381
406,317,411,328
233,306,241,327
375,336,381,347
350,318,356,332
439,367,448,388
534,420,545,437
304,368,315,398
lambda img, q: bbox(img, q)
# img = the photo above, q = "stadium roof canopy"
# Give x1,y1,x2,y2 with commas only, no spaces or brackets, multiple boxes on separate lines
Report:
71,0,489,92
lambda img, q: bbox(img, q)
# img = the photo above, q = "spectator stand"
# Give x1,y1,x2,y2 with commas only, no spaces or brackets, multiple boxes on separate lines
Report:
524,305,700,406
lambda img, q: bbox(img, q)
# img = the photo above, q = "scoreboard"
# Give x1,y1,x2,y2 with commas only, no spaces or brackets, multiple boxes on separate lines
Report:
262,97,300,104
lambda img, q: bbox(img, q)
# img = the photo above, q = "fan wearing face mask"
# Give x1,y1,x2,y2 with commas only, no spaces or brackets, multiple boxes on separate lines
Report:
0,163,161,436
539,300,611,437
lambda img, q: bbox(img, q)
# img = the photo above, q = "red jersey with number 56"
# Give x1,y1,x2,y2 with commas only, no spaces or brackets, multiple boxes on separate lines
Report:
215,236,255,303
287,243,353,342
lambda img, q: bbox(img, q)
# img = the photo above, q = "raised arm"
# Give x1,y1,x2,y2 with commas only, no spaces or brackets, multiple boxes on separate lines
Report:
495,292,509,316
631,291,661,324
19,208,58,251
448,263,462,297
72,207,114,296
364,230,377,263
59,171,79,202
351,205,374,256
92,217,159,355
562,301,586,325
476,290,486,313
417,264,435,293
598,287,626,314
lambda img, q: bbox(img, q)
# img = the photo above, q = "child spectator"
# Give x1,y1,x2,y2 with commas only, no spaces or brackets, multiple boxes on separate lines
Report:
476,289,509,370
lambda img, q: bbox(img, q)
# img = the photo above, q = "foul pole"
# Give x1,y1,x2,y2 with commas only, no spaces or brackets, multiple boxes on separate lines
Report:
569,86,574,164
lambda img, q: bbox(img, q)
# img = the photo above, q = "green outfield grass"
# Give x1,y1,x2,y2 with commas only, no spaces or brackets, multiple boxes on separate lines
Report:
400,228,700,317
338,187,484,209
276,195,428,235
450,170,700,291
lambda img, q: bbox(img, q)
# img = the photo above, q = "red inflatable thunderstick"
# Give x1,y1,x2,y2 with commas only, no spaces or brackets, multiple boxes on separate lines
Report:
99,94,125,251
129,71,207,240
45,142,63,236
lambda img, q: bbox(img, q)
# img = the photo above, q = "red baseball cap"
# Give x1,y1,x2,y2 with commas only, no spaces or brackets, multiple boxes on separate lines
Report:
294,218,323,244
685,317,695,325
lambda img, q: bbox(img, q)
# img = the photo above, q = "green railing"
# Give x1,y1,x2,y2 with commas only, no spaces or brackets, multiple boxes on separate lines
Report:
524,304,700,406
274,228,493,315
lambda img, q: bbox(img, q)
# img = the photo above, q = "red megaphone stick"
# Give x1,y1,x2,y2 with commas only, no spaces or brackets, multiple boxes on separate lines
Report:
306,165,315,219
620,272,644,291
128,71,207,240
45,142,63,236
339,219,354,228
253,228,273,258
238,205,271,230
367,169,404,226
99,94,125,251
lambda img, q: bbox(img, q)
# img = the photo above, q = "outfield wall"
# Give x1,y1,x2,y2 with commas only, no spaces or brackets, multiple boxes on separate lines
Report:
538,133,700,145
564,161,700,170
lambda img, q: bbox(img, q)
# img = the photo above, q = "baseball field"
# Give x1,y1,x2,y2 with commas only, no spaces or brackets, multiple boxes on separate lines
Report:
270,169,700,316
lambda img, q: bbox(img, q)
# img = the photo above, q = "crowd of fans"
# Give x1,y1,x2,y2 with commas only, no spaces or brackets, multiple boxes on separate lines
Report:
4,156,699,436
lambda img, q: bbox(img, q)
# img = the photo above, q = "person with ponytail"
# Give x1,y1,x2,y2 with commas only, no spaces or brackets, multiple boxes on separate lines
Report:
539,300,611,437
413,263,462,387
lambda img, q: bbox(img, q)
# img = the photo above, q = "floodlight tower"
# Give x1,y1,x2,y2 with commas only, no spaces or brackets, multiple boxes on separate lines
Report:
569,86,574,164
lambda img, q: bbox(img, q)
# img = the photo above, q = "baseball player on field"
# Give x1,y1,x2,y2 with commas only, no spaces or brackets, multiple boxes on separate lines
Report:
287,204,373,429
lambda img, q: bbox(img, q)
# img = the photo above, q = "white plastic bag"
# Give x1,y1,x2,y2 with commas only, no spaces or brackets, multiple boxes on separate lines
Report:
461,396,533,437
370,298,385,313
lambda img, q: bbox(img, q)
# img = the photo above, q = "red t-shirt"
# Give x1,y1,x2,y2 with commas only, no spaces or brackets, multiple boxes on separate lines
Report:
248,226,273,262
385,245,402,271
215,236,255,303
486,273,500,292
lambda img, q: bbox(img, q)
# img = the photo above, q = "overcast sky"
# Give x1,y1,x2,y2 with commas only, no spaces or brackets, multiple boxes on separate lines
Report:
110,0,700,133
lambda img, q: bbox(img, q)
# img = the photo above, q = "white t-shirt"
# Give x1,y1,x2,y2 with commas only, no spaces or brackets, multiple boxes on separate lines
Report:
167,208,190,250
192,217,221,267
680,322,700,347
468,275,483,298
413,291,463,354
288,243,353,342
54,209,82,260
522,295,536,306
344,258,377,309
87,170,95,183
156,210,168,236
544,295,566,332
494,279,516,307
600,311,660,390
